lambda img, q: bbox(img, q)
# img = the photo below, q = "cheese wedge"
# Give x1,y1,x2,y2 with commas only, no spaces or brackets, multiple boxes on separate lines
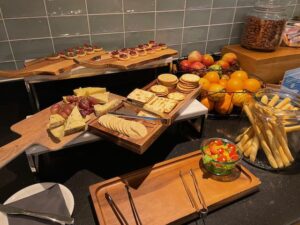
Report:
64,106,86,135
74,87,106,96
49,125,65,140
94,99,122,116
91,92,110,104
47,114,65,129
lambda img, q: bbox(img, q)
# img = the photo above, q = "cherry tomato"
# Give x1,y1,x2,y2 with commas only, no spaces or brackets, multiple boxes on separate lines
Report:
228,143,236,151
231,154,239,161
217,148,224,154
217,155,227,162
213,139,223,145
209,146,218,155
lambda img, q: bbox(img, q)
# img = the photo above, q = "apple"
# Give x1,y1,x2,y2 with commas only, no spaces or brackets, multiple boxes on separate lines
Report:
215,60,230,70
190,61,205,70
202,54,214,67
188,50,202,63
179,59,191,71
222,53,237,65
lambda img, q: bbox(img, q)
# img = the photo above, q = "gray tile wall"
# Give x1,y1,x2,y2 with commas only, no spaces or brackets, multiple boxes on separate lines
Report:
0,0,299,70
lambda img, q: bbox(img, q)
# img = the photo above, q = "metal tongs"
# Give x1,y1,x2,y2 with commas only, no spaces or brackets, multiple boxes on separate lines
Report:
105,193,129,225
125,184,142,225
179,169,208,225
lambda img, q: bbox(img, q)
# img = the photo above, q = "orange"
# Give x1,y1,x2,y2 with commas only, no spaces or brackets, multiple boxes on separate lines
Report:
207,83,225,102
230,70,248,81
244,78,261,93
226,78,244,93
232,90,252,107
200,97,214,111
199,78,211,91
215,94,234,114
219,79,228,88
203,71,220,83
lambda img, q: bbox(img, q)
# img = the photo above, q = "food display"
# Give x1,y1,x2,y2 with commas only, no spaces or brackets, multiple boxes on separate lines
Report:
143,96,178,116
176,74,200,94
109,40,168,61
201,138,242,175
47,86,122,140
157,74,178,89
236,88,300,169
98,114,148,139
127,88,156,106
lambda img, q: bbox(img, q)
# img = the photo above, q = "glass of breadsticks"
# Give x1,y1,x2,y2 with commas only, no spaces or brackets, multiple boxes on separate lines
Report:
235,87,300,170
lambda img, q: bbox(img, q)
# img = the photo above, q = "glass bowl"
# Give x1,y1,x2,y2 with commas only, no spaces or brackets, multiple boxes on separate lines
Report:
200,138,242,176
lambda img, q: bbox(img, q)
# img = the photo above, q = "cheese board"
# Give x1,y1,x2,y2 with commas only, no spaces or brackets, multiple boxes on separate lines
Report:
89,101,168,154
0,90,124,168
74,48,178,70
0,50,106,78
89,151,261,225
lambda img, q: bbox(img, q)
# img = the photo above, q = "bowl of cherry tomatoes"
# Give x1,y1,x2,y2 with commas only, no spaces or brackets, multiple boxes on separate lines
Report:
200,138,242,176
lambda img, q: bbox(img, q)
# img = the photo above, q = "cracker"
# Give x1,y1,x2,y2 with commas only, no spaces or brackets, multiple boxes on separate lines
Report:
167,92,185,101
158,74,178,84
150,85,168,94
180,74,200,83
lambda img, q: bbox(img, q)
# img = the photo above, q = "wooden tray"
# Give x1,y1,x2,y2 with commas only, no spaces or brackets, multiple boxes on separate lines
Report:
0,93,122,168
0,51,106,78
142,79,201,123
75,48,178,70
89,151,261,225
89,101,167,154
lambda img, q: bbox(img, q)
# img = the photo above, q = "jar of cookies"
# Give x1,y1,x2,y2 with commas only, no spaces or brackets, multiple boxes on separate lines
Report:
241,0,288,51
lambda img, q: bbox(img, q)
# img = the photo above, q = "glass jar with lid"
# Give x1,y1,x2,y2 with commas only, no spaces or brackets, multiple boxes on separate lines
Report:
241,0,289,51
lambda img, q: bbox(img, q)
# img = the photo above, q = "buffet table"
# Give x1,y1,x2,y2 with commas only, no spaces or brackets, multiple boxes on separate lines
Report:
1,118,300,225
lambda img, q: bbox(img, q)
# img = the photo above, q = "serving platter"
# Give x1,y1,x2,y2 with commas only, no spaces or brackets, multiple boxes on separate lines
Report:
0,93,123,168
89,151,261,225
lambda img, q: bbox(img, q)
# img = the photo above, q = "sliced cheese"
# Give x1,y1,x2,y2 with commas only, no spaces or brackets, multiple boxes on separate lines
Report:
73,87,106,96
64,106,86,135
47,114,65,129
91,92,110,104
49,125,65,140
94,99,122,117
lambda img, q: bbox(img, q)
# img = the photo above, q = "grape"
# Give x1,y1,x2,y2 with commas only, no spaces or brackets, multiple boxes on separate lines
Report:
87,96,99,106
50,103,61,114
78,98,90,110
59,111,68,119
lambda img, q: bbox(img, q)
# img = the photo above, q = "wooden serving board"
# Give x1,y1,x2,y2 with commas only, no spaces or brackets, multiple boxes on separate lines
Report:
0,93,123,168
89,101,167,154
0,51,106,78
142,79,201,123
75,48,178,70
90,151,261,225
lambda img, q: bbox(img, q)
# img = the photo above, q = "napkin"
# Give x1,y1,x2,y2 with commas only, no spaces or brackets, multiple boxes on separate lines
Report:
7,184,71,225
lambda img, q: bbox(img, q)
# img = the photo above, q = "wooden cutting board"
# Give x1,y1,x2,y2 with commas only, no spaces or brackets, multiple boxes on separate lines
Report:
0,51,106,78
0,93,123,168
75,48,178,70
90,151,261,225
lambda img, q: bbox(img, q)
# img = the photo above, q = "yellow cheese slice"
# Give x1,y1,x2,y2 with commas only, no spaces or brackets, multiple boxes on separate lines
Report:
47,114,65,129
49,125,65,140
73,87,106,96
91,92,110,104
64,106,86,135
94,99,122,117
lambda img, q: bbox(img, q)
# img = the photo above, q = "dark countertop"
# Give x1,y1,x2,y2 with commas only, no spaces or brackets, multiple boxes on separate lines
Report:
1,119,300,225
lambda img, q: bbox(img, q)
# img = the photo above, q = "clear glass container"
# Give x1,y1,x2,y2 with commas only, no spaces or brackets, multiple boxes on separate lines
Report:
238,87,300,170
282,17,300,48
241,0,288,51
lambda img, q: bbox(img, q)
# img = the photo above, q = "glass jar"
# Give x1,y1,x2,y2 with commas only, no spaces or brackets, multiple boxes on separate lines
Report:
282,17,300,48
241,0,288,51
238,87,300,170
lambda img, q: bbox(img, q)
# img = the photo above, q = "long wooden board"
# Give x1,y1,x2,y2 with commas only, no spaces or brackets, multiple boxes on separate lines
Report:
142,79,201,123
89,101,167,154
0,51,106,78
89,151,261,225
0,93,123,168
75,48,178,70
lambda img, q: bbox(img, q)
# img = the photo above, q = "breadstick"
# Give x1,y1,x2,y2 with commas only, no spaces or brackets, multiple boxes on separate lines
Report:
273,133,291,167
261,95,269,104
243,104,278,168
249,135,259,162
263,122,284,168
235,127,252,142
285,125,300,133
281,103,292,110
275,97,291,109
274,125,294,162
268,94,279,107
244,138,254,157
240,128,254,146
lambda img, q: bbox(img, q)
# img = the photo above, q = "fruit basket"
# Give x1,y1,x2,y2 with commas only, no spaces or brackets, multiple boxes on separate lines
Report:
173,51,265,117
